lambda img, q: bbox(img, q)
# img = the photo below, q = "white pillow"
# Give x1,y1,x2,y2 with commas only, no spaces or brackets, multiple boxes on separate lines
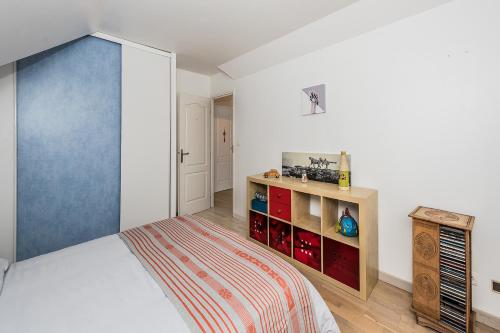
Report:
0,258,9,295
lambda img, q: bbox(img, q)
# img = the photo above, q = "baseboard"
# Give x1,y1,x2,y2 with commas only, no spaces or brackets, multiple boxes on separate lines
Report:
232,213,246,222
475,308,500,331
379,271,500,330
379,271,412,293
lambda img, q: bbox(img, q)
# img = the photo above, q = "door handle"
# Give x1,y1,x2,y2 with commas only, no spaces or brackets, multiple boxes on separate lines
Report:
180,149,190,163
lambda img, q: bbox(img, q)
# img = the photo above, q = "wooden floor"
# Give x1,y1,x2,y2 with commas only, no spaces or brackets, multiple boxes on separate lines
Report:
197,190,498,333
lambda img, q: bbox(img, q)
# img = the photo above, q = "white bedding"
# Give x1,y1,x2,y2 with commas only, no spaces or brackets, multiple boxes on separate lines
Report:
0,235,339,333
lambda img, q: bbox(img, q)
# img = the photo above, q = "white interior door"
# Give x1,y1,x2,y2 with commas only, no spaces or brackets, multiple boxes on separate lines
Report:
214,103,233,192
178,94,211,215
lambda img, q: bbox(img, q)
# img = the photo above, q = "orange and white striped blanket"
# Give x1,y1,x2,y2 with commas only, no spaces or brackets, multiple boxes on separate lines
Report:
120,215,319,333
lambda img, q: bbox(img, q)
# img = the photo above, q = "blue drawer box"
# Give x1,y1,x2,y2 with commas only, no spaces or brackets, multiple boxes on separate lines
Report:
251,199,267,214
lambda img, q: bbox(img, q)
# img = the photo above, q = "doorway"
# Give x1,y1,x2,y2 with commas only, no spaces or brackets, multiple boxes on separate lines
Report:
212,94,233,214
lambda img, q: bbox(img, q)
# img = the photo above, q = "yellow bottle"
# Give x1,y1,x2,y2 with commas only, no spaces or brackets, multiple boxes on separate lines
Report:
338,151,350,191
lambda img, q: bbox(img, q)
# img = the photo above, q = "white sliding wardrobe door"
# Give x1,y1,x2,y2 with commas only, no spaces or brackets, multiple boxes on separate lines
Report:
0,63,15,263
121,45,172,231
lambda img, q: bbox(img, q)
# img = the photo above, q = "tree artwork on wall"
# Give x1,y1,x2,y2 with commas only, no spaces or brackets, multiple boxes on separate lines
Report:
301,84,325,115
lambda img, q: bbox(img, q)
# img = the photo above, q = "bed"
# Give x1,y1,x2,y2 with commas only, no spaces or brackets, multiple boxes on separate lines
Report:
0,215,339,333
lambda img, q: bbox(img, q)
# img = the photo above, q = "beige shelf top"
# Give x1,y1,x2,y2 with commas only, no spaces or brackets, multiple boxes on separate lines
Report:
248,174,377,202
409,206,475,231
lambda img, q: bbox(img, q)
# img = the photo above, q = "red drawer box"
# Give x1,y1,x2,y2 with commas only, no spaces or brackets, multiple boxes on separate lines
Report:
269,186,291,205
249,211,267,245
269,201,291,222
293,227,321,271
269,219,291,256
323,237,360,291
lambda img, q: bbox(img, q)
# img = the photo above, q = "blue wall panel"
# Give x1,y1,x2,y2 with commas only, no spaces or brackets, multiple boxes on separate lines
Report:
17,36,121,260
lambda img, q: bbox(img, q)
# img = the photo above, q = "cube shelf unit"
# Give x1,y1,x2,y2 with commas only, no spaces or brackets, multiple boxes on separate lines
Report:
247,174,378,301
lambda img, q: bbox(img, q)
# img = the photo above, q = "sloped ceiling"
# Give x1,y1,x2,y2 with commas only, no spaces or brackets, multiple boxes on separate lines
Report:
0,0,100,67
219,0,453,79
0,0,451,77
99,0,358,74
0,0,357,73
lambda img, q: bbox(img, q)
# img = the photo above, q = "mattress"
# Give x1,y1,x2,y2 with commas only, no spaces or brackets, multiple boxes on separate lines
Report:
0,234,339,333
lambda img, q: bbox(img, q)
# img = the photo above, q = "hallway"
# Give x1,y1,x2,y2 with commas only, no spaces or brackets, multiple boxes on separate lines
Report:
214,189,232,213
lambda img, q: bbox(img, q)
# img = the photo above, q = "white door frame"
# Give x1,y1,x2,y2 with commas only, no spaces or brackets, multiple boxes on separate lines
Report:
210,91,235,208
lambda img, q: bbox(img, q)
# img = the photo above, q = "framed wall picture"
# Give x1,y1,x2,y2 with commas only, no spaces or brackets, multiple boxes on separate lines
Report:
282,152,351,185
301,84,326,115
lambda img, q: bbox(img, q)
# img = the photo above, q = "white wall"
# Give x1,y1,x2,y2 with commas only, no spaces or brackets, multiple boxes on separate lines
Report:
211,72,234,97
232,0,500,317
177,68,211,97
176,69,233,98
0,63,15,263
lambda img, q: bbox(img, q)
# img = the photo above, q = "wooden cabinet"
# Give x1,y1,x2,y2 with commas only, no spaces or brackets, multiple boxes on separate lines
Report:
247,174,378,301
409,207,475,333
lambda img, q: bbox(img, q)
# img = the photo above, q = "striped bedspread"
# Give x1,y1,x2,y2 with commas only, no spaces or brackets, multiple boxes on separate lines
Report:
120,215,319,333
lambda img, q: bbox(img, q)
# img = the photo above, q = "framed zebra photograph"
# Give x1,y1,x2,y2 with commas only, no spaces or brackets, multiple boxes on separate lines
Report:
282,152,351,185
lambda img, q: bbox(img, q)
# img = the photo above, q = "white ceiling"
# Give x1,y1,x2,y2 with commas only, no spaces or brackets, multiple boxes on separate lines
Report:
0,0,99,67
220,0,452,78
99,0,358,74
0,0,451,76
0,0,357,74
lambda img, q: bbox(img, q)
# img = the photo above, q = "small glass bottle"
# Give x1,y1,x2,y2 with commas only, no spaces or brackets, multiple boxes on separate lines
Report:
338,151,350,191
301,172,308,183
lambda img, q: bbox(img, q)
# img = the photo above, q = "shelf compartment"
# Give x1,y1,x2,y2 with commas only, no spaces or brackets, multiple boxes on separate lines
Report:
292,191,321,234
323,237,360,291
248,181,268,214
295,214,321,234
249,210,268,245
293,226,321,271
269,218,292,257
322,196,359,247
251,199,268,214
